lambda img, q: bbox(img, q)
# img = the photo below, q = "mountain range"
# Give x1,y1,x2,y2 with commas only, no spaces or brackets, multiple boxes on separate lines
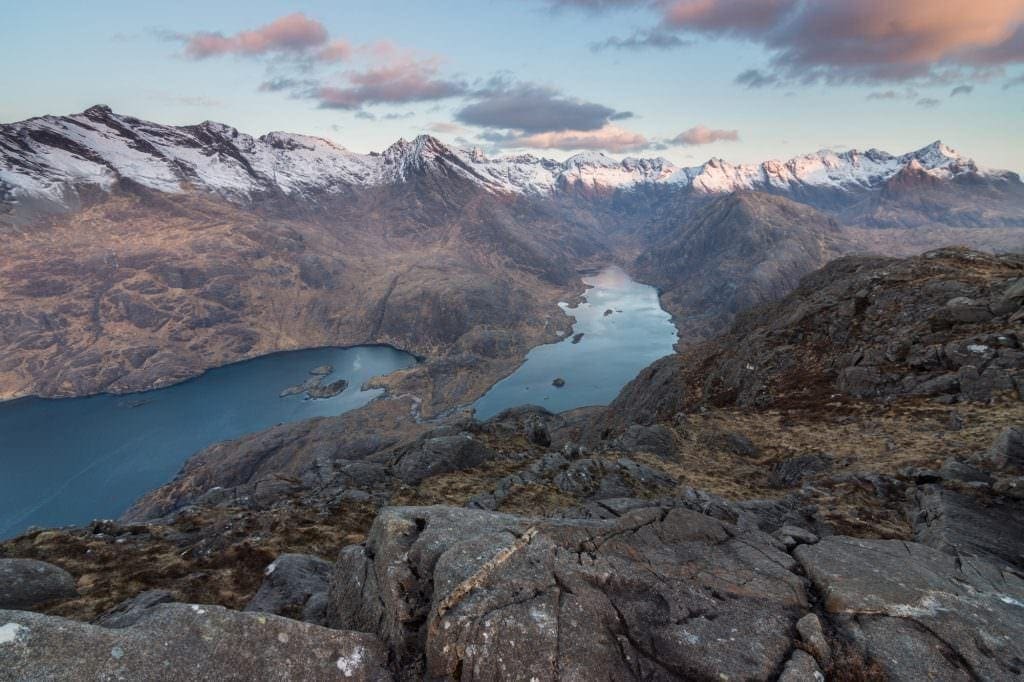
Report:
3,104,1022,226
0,106,1022,406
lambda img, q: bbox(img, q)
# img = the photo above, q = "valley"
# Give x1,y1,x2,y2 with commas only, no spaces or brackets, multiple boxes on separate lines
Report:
2,106,1023,681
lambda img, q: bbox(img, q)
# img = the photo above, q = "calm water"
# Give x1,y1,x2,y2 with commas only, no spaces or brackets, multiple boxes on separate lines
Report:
0,346,415,538
473,266,678,420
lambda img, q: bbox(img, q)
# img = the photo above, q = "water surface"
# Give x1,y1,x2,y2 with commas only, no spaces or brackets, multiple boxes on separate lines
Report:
473,266,678,420
0,346,415,538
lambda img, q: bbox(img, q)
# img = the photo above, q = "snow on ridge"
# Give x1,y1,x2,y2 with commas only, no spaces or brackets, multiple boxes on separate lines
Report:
0,107,1010,209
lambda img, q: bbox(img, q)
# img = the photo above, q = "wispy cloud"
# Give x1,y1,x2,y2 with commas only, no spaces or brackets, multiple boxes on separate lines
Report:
950,84,974,96
590,29,692,51
671,125,739,146
916,97,941,108
178,13,331,59
734,69,779,88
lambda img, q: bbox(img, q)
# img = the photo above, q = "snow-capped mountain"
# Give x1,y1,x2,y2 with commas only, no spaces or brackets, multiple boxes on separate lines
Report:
0,105,1017,212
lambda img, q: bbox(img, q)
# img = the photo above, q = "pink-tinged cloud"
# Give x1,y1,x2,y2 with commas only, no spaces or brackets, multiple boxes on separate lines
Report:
671,125,739,146
317,56,466,108
510,125,651,152
427,122,467,134
662,0,795,35
183,13,328,58
316,40,354,62
656,0,1024,82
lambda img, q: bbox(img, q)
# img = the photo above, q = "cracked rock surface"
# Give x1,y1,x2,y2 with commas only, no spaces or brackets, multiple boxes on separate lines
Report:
795,536,1024,681
328,504,807,681
0,603,391,681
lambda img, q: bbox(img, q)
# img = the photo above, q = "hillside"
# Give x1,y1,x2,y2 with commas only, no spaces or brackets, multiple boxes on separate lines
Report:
4,248,1022,680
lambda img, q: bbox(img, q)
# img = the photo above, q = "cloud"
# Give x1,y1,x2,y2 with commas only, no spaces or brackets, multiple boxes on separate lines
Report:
1005,74,1024,89
950,84,974,96
317,55,467,109
734,68,779,88
671,125,739,146
258,77,319,94
554,0,1024,82
489,124,651,152
565,1,1024,84
916,97,941,108
540,0,654,11
456,80,630,133
181,13,329,59
662,0,796,35
590,29,692,51
866,90,898,100
428,122,468,134
865,87,918,100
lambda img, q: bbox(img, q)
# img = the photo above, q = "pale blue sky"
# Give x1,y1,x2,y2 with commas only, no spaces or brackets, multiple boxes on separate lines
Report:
2,0,1022,171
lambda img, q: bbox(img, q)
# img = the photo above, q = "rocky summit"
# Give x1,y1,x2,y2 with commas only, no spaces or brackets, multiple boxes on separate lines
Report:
3,247,1023,680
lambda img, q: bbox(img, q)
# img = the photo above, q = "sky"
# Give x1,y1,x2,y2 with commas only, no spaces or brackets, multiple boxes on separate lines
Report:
2,0,1023,172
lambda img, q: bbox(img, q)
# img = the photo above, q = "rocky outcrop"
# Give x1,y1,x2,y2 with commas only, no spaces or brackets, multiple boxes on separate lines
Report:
602,248,1024,429
0,603,391,681
328,504,807,681
0,559,78,611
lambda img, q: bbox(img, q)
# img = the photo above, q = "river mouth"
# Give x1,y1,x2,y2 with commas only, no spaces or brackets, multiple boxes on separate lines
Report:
472,265,679,420
0,345,416,539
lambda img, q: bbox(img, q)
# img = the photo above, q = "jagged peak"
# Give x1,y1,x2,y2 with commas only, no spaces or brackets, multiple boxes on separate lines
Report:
82,104,114,118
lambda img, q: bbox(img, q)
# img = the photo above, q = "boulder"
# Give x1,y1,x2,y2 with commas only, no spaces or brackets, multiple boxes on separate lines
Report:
0,559,78,611
795,536,1024,681
328,504,807,680
95,590,174,628
986,426,1024,470
778,650,822,682
611,423,678,459
795,613,831,667
0,603,391,681
769,454,831,488
392,434,499,485
245,554,333,624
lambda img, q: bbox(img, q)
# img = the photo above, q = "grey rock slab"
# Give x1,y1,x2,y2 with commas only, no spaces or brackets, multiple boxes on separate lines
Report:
795,536,1024,681
0,603,392,681
0,559,78,611
328,504,807,681
909,485,1024,570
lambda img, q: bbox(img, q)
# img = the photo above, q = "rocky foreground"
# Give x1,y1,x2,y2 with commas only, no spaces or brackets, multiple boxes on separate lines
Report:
2,248,1024,680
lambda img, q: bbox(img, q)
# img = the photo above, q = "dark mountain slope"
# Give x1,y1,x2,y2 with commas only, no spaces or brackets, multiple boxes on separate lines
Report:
636,191,845,342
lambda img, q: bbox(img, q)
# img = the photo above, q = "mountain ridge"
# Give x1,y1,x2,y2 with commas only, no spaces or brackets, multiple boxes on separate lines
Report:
3,105,1020,221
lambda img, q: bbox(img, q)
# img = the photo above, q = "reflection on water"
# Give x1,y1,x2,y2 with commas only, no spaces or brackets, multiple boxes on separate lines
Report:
0,346,415,538
473,266,678,420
